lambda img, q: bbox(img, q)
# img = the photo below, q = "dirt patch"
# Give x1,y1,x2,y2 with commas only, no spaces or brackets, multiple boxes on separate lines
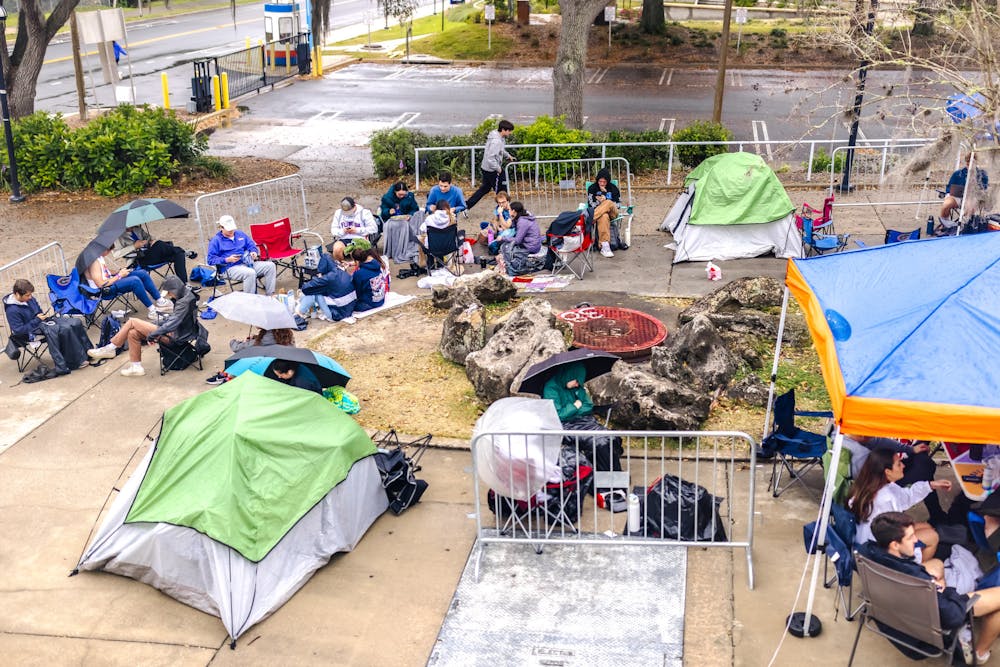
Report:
307,300,485,439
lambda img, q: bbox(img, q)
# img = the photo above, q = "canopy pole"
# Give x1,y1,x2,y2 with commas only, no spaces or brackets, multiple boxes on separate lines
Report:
762,286,790,441
788,426,843,638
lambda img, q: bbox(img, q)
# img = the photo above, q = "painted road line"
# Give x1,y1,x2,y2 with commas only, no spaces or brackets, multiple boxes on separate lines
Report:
308,110,343,123
585,68,607,85
729,71,744,87
751,120,773,161
385,65,418,80
392,112,421,128
42,17,259,65
659,118,676,134
593,68,608,84
448,69,475,83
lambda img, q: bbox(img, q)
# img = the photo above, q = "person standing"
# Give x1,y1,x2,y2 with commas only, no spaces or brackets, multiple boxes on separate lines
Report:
465,120,516,212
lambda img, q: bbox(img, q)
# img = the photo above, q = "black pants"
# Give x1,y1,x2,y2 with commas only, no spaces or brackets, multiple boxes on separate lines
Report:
138,240,188,282
465,169,507,211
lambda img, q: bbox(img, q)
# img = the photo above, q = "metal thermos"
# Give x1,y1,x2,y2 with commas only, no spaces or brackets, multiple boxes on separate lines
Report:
627,493,641,533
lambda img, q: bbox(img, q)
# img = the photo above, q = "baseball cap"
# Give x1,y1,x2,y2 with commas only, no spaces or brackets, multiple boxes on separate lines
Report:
217,215,237,231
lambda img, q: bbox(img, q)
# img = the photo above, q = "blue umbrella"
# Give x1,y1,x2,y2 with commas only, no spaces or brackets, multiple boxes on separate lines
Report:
945,92,985,123
225,345,351,388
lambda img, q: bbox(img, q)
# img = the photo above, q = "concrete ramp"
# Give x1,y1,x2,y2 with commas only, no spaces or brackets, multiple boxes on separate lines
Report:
428,539,686,666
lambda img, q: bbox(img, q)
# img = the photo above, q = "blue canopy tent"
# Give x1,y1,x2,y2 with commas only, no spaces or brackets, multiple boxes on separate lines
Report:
766,232,1000,637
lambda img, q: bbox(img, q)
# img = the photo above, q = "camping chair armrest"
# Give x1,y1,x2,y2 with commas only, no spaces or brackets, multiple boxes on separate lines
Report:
802,202,822,217
967,593,981,613
795,409,833,418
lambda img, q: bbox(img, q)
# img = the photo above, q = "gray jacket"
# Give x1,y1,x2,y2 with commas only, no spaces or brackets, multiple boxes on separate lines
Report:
480,130,512,173
150,276,202,344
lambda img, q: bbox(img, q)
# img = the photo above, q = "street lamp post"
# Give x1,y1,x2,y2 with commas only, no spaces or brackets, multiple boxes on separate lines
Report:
0,0,25,203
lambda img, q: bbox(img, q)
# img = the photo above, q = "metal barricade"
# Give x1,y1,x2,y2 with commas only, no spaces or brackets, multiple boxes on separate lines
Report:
191,32,310,106
0,242,68,345
193,174,311,256
471,429,757,589
504,157,632,220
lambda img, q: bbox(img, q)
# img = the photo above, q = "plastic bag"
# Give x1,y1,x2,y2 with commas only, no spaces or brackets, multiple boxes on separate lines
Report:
460,240,475,264
634,473,728,541
324,386,361,414
472,397,563,501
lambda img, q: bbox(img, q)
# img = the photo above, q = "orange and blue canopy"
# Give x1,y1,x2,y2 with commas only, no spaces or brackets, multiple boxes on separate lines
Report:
786,233,1000,443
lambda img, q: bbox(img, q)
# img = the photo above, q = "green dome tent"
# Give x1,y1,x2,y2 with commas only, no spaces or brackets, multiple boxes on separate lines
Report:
660,152,802,262
76,372,387,644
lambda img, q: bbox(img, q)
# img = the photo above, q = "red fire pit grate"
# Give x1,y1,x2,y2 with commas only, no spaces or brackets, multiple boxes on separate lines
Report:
558,306,668,359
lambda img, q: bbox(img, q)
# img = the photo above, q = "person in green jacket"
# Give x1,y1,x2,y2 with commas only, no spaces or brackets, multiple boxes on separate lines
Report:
543,362,594,423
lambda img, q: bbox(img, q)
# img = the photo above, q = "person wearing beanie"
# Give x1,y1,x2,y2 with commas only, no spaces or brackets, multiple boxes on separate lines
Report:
88,276,205,377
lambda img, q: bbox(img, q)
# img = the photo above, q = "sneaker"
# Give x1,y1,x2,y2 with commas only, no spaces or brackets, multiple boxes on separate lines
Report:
205,372,227,386
187,251,198,260
155,297,171,308
88,344,117,360
147,306,159,320
959,626,974,665
120,364,145,377
600,242,614,258
976,650,991,666
317,313,329,321
343,316,357,325
310,310,318,319
78,360,91,370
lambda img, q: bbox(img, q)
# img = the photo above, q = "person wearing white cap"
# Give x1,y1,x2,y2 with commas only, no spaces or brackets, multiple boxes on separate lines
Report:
206,215,276,295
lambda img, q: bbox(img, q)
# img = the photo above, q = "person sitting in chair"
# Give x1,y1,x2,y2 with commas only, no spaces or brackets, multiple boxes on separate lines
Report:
270,359,323,395
587,168,621,259
85,248,170,320
858,511,1000,665
207,215,277,295
940,153,989,225
379,182,420,223
4,279,91,375
330,197,378,262
425,171,467,215
88,276,201,377
113,226,197,282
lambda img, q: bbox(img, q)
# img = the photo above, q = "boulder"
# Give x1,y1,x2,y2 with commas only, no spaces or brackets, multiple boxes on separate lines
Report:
455,271,518,304
465,300,567,403
588,363,712,431
431,283,477,310
650,314,738,392
679,276,785,338
724,374,771,408
440,301,488,365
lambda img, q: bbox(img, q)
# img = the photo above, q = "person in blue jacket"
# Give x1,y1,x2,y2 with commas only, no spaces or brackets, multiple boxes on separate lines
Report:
379,182,420,222
206,215,276,294
296,251,358,323
346,238,389,312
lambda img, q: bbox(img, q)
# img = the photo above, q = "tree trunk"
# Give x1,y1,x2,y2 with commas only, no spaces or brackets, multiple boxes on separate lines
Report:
640,0,665,35
6,0,81,120
911,0,935,36
553,0,609,128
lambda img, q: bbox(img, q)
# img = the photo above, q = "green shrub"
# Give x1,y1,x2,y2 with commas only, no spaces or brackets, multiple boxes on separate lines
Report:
5,105,208,196
806,147,845,175
513,115,592,162
671,121,732,169
597,130,673,171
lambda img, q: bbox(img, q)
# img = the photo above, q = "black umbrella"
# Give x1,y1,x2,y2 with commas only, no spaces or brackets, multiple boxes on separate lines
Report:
75,240,112,279
225,344,351,388
516,349,620,396
97,198,190,240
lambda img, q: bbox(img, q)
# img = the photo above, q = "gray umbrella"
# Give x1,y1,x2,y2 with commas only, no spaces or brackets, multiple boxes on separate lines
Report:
208,291,297,330
75,240,111,279
516,349,620,396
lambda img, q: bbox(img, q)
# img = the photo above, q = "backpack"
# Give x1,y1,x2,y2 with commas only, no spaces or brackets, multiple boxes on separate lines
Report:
98,315,121,348
373,448,428,515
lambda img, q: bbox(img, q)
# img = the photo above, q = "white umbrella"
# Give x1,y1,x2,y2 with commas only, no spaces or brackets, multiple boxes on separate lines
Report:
208,292,297,330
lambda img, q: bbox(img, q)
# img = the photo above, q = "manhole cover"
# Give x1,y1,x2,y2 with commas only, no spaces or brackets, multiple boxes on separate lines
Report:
557,306,667,359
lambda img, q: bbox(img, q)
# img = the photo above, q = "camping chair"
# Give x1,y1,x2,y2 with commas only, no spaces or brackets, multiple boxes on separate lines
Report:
421,224,464,276
583,179,632,247
548,212,594,280
2,312,49,374
249,218,303,280
798,195,847,255
157,308,208,376
763,389,832,499
371,429,430,472
849,553,978,665
855,227,922,249
804,502,864,622
46,268,108,328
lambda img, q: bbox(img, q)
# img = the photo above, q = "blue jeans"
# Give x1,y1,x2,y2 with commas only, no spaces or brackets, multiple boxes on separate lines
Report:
105,269,158,307
298,294,332,319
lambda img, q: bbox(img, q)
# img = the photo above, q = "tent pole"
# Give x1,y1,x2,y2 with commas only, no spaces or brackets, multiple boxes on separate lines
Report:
788,426,843,638
762,286,790,441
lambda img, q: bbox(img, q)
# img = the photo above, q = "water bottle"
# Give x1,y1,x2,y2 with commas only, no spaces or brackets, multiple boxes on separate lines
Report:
487,227,495,245
627,493,641,533
983,461,994,493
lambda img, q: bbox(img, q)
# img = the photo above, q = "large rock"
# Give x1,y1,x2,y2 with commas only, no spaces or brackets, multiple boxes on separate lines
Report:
431,283,477,310
588,363,712,431
465,300,567,403
456,271,518,304
650,314,738,392
440,301,487,365
679,276,786,337
725,375,771,408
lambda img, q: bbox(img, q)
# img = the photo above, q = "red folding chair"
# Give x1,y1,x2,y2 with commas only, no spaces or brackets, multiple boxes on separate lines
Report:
249,218,302,279
548,213,594,280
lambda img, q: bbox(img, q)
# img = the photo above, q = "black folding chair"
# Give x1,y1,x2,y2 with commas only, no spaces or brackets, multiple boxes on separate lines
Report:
762,389,831,499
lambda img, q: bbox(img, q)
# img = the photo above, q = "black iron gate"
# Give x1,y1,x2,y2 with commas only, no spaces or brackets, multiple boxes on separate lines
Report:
190,32,311,112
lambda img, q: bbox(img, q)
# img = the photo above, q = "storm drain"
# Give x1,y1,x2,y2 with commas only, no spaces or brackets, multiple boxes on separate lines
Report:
428,539,686,667
559,306,668,359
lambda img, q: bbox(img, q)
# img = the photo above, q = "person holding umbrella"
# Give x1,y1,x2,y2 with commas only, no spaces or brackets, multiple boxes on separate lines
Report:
270,359,323,395
79,242,169,320
98,198,196,282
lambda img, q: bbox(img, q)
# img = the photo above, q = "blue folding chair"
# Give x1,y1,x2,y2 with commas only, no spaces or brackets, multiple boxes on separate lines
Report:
884,228,921,244
763,389,832,498
47,269,102,327
805,502,863,621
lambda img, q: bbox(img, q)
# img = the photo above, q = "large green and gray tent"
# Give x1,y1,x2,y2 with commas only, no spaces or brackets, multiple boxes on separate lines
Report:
660,152,802,262
76,372,387,643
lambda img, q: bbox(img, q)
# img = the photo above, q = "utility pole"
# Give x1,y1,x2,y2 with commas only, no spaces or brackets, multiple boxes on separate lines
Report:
70,12,87,120
839,0,879,193
712,0,734,123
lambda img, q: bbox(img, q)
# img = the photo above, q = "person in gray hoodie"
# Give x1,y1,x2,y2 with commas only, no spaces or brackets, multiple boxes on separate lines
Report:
465,119,516,211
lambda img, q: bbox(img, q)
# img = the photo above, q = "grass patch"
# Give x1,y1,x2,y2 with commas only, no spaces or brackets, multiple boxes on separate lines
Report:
414,20,514,59
682,18,815,35
335,3,482,46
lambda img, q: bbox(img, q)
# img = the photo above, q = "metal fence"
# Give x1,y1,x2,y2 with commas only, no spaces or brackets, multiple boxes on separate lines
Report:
191,32,310,111
0,242,68,346
471,429,757,589
504,157,632,221
193,174,311,258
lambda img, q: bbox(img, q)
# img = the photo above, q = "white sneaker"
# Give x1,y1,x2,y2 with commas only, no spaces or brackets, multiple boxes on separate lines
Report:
310,310,318,319
600,242,614,258
155,297,171,308
343,316,357,325
120,364,145,377
318,313,329,321
88,344,116,360
959,626,974,666
147,306,160,321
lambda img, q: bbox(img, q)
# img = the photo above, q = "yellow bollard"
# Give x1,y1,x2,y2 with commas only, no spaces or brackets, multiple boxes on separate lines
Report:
313,45,322,77
245,37,253,68
284,43,291,74
220,72,230,109
161,73,170,109
211,74,221,111
245,37,250,49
